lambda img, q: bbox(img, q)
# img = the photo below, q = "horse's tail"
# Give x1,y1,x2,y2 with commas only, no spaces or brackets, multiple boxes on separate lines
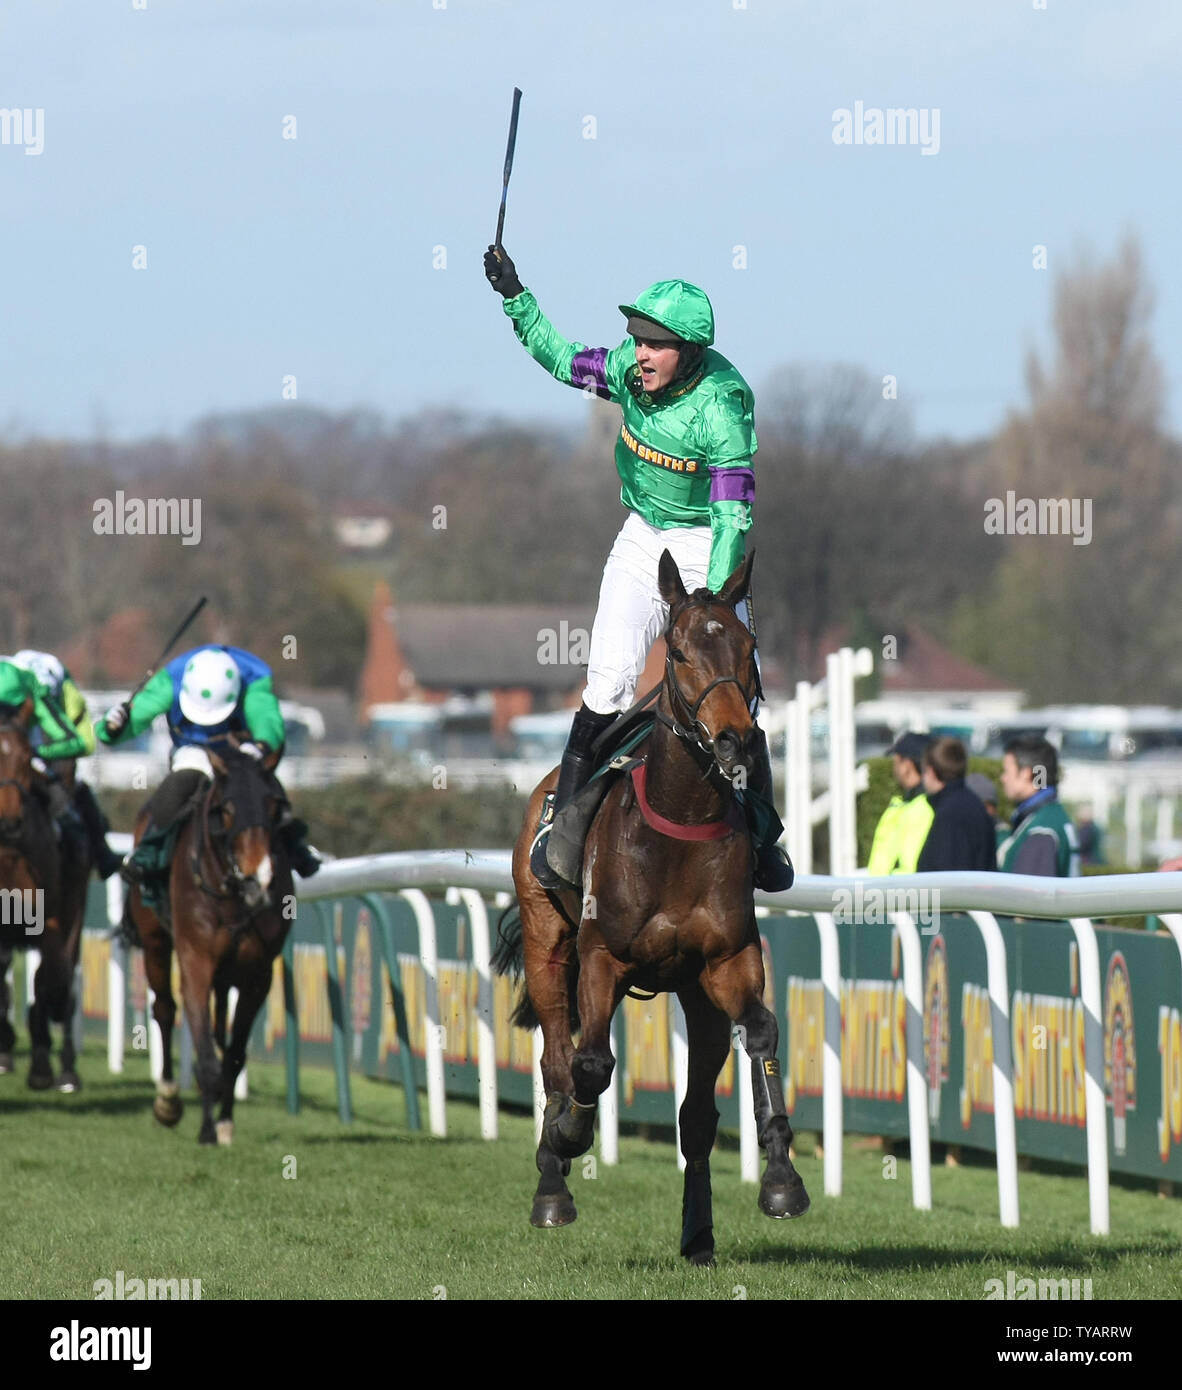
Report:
491,901,581,1033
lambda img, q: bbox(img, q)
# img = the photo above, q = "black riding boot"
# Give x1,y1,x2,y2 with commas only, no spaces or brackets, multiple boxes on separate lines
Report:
277,811,322,878
530,704,619,889
73,780,123,880
746,726,794,893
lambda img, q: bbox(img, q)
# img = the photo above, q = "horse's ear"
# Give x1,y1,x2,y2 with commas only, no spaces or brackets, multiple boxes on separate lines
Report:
262,744,281,773
15,696,33,730
716,548,755,608
658,549,687,607
206,746,227,777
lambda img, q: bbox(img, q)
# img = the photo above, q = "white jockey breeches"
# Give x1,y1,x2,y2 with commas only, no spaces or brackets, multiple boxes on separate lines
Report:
582,511,754,716
171,745,214,778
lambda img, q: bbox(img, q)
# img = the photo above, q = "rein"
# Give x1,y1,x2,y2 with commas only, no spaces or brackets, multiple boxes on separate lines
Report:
189,775,271,931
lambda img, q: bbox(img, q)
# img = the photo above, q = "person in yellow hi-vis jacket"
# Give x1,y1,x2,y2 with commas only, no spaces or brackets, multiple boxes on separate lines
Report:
867,732,934,874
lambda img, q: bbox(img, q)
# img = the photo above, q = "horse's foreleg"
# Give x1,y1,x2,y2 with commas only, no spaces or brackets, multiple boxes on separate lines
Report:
543,942,620,1162
143,930,182,1127
703,942,810,1221
27,924,66,1090
215,968,268,1145
177,948,219,1145
677,983,734,1265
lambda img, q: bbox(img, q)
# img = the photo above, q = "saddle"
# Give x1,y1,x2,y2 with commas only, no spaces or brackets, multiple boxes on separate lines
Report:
544,683,782,888
544,685,659,886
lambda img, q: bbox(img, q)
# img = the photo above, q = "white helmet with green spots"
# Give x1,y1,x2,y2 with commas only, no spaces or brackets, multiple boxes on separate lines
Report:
179,649,242,726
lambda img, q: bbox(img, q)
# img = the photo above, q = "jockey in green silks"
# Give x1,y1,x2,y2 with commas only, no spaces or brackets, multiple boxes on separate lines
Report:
6,649,123,878
484,246,792,893
96,644,321,889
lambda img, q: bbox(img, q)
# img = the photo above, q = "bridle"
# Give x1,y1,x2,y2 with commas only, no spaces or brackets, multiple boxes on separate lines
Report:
654,598,759,777
189,761,276,926
0,719,33,845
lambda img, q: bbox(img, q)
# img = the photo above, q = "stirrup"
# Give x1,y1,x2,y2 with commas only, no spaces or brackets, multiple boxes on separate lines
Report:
754,841,795,893
529,794,566,889
118,853,147,887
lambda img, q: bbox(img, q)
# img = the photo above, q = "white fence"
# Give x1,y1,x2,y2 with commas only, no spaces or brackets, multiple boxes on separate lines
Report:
86,841,1182,1236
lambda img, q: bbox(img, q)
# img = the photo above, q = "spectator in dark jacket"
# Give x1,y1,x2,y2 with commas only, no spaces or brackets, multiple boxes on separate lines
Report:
916,736,997,872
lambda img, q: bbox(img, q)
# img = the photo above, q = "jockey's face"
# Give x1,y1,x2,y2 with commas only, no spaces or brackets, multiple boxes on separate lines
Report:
634,338,682,393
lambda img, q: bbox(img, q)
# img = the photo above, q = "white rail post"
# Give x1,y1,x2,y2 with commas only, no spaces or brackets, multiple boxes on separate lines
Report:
789,681,813,874
893,912,932,1211
599,1018,619,1166
815,910,844,1197
738,1025,758,1182
968,912,1020,1227
671,994,689,1171
228,986,247,1100
1125,783,1143,868
532,1026,545,1144
452,888,497,1141
400,889,446,1137
1069,917,1110,1237
147,986,163,1082
25,948,40,1014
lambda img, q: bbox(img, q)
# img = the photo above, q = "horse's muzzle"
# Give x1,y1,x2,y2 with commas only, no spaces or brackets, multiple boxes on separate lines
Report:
712,728,754,781
240,877,268,912
0,815,22,843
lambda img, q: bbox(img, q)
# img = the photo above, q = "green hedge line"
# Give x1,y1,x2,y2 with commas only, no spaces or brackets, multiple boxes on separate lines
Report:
98,778,530,858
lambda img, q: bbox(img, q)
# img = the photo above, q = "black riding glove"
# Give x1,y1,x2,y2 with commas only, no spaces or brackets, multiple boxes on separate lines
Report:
484,244,524,299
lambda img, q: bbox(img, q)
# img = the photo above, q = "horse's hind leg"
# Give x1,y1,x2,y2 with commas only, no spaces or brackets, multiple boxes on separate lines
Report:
177,947,220,1144
703,939,810,1220
215,968,268,1146
142,921,182,1127
677,982,734,1266
516,881,580,1228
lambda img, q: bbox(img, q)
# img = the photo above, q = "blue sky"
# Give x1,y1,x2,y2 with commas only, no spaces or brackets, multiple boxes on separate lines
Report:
2,0,1180,445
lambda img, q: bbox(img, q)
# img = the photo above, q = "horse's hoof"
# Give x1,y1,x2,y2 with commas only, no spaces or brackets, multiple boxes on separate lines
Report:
198,1124,217,1145
685,1250,716,1268
0,1052,13,1074
215,1120,234,1147
28,1050,54,1090
530,1193,577,1228
759,1179,810,1219
153,1095,183,1127
57,1071,82,1093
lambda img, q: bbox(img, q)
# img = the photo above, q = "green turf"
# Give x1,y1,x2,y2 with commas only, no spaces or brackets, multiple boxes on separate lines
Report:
1,1052,1179,1300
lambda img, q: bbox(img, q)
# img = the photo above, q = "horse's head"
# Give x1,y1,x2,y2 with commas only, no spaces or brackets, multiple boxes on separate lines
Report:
206,742,284,911
0,699,35,840
658,548,759,782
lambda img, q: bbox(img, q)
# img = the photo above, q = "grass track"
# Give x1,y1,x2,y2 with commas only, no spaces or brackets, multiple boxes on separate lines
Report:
2,1052,1179,1301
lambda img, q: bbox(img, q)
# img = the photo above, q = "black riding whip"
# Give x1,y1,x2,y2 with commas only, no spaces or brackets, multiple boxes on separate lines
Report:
493,87,523,256
125,595,208,703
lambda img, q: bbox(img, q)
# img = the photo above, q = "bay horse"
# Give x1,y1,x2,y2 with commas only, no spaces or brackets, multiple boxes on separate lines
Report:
0,700,72,1089
507,549,809,1265
124,740,293,1144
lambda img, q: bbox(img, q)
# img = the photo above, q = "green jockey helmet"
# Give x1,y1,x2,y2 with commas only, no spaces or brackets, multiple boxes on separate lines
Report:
619,280,715,346
0,659,32,711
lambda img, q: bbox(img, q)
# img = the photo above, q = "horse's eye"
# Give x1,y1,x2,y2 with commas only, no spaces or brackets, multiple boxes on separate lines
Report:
671,648,687,664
